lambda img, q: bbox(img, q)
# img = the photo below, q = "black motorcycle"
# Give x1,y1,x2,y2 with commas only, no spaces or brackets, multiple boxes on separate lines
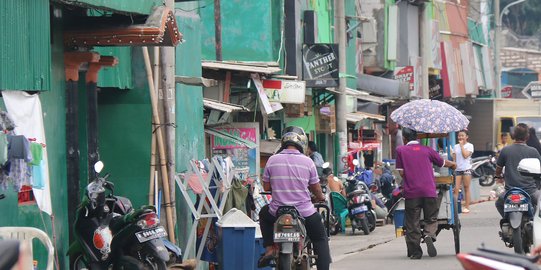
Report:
67,161,176,269
346,176,376,235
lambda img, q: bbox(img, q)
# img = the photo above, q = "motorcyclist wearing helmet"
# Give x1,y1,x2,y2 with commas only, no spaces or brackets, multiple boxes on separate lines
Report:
258,126,331,269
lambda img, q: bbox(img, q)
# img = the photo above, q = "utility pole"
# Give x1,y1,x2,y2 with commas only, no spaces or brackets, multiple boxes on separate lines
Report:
161,0,177,243
335,0,348,170
494,0,528,98
494,0,501,98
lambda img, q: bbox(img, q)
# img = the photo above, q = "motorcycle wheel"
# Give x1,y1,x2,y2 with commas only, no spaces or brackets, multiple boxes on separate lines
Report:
513,227,524,254
479,175,495,187
72,254,89,270
277,253,293,270
368,211,377,232
360,218,370,235
114,256,145,270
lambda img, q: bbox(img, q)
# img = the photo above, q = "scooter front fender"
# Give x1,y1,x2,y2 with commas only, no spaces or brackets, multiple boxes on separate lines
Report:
509,212,524,229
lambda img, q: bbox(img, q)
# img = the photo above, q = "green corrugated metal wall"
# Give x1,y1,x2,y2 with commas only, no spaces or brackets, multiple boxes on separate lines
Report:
0,0,51,91
97,47,152,211
0,9,70,268
93,47,134,89
175,6,205,247
60,0,161,15
200,0,277,61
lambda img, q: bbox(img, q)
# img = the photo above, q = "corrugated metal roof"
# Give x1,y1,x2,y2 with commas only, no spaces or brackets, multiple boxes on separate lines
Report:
54,0,161,15
325,87,393,104
0,0,51,91
93,47,133,89
204,127,257,149
202,61,281,74
203,98,247,113
346,112,386,123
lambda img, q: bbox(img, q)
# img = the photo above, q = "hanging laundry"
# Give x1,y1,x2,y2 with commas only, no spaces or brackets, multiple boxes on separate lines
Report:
0,111,15,131
0,133,7,165
7,135,32,162
32,160,45,189
8,159,31,192
29,142,43,166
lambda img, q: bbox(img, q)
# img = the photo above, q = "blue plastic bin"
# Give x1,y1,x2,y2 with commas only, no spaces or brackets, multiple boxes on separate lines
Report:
394,209,405,237
216,208,257,270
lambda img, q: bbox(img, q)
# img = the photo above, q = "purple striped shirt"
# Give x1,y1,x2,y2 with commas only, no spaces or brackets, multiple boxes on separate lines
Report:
263,149,319,217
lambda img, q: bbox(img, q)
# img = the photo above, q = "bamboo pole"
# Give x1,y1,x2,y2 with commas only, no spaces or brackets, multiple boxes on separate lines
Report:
142,47,176,243
149,47,160,205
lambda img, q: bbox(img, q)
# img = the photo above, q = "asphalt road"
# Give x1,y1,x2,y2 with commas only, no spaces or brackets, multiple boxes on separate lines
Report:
329,188,512,270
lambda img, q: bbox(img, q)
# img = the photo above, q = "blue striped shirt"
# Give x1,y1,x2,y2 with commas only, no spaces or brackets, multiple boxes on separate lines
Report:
263,149,319,217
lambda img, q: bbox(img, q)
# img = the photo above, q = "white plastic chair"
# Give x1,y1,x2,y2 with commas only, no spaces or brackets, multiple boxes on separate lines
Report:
0,227,54,270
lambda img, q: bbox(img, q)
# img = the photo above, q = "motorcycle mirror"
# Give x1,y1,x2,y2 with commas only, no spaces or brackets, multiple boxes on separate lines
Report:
94,161,104,174
322,162,330,169
518,158,541,176
352,159,359,166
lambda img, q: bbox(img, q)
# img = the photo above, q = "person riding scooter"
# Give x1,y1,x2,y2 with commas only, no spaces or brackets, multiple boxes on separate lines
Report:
258,126,331,269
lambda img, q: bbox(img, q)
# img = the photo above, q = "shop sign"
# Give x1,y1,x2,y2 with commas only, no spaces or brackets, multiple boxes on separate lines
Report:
211,128,257,149
263,79,306,104
501,86,513,98
210,123,260,178
252,73,282,114
429,79,443,100
521,81,541,100
302,44,339,88
394,66,415,92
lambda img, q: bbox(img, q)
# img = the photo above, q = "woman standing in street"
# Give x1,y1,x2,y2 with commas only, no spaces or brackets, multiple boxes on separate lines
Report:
452,130,474,213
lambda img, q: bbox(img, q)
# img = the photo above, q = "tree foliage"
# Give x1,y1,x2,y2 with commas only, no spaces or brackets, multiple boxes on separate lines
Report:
500,0,541,36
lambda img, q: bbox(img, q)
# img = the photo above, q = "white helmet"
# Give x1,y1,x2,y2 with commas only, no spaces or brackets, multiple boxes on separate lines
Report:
280,126,308,154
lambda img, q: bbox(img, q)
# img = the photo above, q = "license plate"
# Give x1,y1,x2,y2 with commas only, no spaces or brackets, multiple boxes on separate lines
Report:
504,203,529,213
135,226,167,243
351,205,368,215
274,232,300,242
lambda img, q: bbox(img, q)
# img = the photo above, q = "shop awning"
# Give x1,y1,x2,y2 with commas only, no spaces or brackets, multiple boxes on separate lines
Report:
357,73,409,97
176,76,218,87
202,61,281,74
260,140,281,155
325,87,393,104
346,112,386,123
204,127,257,149
64,6,182,47
203,98,247,113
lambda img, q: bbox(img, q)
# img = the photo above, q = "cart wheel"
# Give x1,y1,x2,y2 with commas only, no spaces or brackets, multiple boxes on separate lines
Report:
453,202,461,254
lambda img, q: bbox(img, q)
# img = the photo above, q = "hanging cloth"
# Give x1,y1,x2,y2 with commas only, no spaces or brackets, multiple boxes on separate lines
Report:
7,135,32,162
0,133,8,165
29,142,43,166
223,178,248,214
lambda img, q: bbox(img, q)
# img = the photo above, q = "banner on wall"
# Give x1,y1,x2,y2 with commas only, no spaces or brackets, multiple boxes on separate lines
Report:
210,123,260,178
3,91,52,215
394,66,415,92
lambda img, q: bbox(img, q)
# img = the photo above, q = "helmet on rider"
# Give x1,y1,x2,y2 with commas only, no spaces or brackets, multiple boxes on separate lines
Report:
280,126,308,154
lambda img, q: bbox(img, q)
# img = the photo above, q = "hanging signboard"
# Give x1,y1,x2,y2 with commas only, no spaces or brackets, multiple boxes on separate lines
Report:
262,79,306,104
394,66,415,92
521,81,541,100
501,86,513,98
210,123,260,178
429,78,443,100
302,43,339,88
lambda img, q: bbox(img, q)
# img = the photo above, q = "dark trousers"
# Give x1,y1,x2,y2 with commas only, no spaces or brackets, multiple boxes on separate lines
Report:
404,197,439,257
259,205,331,270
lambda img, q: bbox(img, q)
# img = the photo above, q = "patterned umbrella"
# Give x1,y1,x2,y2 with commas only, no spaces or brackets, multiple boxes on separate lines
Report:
390,99,469,133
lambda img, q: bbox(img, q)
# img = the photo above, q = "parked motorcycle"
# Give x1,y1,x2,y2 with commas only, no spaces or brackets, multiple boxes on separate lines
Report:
457,246,540,270
345,160,376,235
67,161,176,269
471,155,496,187
318,162,341,236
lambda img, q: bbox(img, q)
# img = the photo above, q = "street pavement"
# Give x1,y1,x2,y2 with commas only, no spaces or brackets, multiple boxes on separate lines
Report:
329,183,511,269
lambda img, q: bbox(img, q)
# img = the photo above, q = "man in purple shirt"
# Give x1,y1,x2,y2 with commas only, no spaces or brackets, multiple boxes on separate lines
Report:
258,126,330,269
396,127,456,260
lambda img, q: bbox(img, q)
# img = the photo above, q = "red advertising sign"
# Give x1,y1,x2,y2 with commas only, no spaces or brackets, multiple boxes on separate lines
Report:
501,86,513,98
394,66,415,91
